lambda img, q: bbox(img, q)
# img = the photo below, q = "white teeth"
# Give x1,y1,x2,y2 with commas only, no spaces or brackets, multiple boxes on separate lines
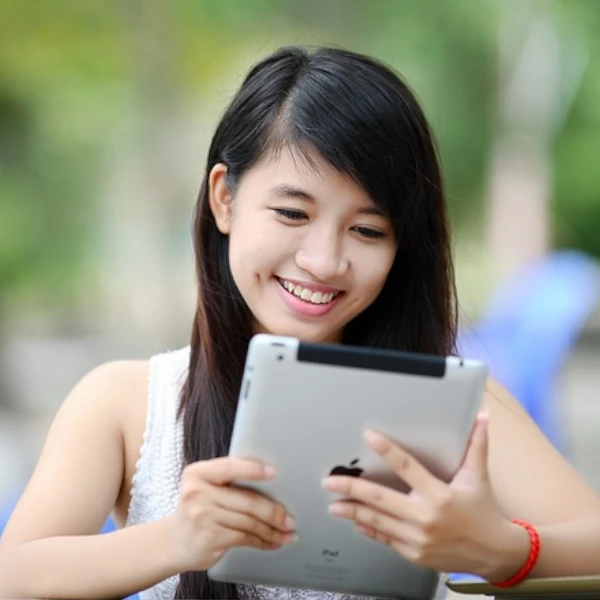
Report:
278,279,340,305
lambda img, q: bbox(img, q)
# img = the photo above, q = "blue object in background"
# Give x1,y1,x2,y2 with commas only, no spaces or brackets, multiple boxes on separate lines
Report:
458,250,600,452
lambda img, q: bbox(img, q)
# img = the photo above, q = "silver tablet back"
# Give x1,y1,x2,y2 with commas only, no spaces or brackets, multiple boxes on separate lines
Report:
208,335,488,600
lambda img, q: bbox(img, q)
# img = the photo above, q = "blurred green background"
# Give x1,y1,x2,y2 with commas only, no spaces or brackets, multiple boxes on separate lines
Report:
1,0,600,342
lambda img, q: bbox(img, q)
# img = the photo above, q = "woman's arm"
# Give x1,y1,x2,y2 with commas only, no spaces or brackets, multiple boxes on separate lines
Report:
0,360,179,598
0,517,179,599
486,378,600,578
533,518,600,577
486,378,600,520
488,516,600,580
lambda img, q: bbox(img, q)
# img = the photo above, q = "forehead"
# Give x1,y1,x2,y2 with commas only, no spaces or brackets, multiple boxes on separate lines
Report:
240,147,376,208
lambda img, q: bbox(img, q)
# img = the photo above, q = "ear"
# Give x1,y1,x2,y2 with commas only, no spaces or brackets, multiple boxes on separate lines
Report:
208,163,233,234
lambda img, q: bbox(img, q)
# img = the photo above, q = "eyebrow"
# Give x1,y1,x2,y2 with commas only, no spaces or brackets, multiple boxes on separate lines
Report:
269,184,387,217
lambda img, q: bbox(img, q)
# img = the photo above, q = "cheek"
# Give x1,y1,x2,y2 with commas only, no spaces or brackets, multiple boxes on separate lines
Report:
227,218,288,285
358,247,396,295
367,266,392,297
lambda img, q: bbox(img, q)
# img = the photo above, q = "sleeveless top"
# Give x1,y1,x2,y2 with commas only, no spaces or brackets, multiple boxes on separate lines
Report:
126,347,446,600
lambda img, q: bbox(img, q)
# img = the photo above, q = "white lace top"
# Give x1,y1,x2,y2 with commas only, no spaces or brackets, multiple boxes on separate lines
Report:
126,347,446,600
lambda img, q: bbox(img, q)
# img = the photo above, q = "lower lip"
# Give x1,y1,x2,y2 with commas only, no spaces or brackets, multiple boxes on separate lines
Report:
275,280,342,317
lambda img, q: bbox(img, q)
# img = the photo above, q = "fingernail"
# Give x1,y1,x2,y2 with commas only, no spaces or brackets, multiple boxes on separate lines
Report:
321,477,343,491
263,465,277,478
328,503,349,517
266,542,282,551
283,533,298,545
477,408,490,425
284,515,296,530
364,429,386,449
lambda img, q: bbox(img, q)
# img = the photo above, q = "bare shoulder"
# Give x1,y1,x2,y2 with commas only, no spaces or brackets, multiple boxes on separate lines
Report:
69,359,149,406
49,359,150,453
483,377,531,419
481,377,600,520
483,377,518,407
482,376,555,444
32,358,150,450
0,359,150,550
70,360,151,516
482,376,558,455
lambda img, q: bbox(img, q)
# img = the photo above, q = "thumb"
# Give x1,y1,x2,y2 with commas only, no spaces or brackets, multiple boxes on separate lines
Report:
460,409,490,480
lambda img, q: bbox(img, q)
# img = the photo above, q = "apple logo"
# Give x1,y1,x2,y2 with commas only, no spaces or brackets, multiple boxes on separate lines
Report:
329,458,363,477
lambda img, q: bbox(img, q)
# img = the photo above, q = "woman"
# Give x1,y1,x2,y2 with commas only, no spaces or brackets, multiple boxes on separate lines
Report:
1,46,600,600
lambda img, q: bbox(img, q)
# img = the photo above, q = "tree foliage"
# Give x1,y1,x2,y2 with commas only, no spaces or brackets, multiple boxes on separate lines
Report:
1,0,599,322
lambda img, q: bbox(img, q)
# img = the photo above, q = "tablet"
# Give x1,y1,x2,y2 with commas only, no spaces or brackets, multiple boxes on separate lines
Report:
208,334,488,599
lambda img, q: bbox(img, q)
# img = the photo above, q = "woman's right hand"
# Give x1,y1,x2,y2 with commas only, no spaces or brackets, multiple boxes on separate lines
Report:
167,457,297,572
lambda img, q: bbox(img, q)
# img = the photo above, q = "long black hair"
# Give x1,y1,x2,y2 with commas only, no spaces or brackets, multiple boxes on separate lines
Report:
175,46,457,599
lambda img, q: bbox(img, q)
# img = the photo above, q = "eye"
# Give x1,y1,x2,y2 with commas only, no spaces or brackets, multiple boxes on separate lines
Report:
272,208,307,221
353,226,385,240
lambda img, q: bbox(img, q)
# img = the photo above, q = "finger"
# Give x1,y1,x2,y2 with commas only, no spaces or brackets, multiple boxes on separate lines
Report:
216,525,282,552
354,522,430,566
186,457,276,486
322,474,417,520
213,487,295,533
355,523,428,567
460,410,489,478
389,538,426,565
356,523,391,546
330,501,422,546
363,430,445,494
374,530,390,545
356,523,374,537
214,507,296,547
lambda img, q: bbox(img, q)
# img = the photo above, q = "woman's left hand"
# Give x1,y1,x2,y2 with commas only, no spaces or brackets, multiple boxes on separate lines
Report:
321,411,529,580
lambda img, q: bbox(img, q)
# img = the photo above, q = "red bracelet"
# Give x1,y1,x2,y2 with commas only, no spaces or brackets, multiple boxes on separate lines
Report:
491,519,540,588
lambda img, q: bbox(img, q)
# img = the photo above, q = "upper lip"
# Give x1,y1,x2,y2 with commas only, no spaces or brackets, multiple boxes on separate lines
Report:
277,276,344,295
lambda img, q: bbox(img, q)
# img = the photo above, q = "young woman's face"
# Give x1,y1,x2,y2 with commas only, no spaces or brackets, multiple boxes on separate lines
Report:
209,149,397,343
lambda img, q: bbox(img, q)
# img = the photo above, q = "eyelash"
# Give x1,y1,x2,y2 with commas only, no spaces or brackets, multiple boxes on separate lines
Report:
273,208,306,221
353,226,385,240
272,208,386,240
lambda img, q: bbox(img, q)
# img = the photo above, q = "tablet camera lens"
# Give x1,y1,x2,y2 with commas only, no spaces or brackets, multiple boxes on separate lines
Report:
277,354,284,361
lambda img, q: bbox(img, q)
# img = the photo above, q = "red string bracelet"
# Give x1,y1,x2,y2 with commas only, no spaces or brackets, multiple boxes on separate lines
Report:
491,519,540,588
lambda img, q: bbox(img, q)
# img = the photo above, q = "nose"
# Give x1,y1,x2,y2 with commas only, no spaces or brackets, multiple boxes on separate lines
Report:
295,231,349,282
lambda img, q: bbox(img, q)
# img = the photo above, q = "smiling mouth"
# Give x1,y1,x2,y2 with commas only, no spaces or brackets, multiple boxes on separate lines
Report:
277,277,342,305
